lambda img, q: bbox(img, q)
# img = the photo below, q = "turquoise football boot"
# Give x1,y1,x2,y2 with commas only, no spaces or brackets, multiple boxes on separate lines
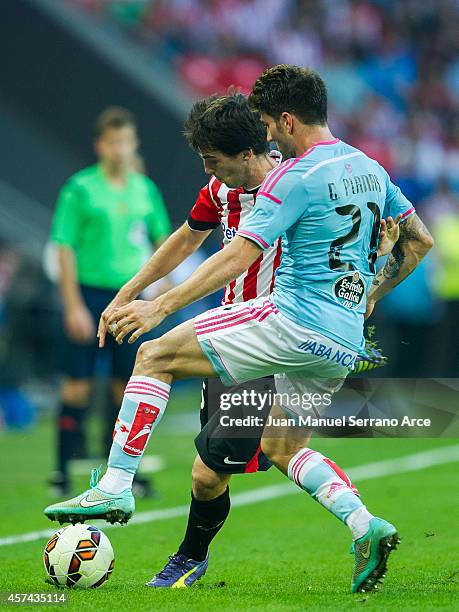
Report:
351,517,400,593
44,467,135,525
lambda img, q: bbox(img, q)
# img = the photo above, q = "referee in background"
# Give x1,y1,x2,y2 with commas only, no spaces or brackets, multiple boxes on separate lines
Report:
49,107,171,496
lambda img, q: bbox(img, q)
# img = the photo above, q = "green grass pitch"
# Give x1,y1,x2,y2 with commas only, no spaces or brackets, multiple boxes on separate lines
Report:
0,386,458,611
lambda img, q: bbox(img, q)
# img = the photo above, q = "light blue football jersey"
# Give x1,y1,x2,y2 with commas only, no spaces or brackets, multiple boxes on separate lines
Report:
238,139,415,352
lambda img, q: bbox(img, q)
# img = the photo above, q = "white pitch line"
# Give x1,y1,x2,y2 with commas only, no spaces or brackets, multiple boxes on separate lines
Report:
1,444,458,548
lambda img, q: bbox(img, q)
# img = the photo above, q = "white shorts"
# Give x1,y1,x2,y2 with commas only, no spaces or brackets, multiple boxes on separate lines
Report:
195,297,357,416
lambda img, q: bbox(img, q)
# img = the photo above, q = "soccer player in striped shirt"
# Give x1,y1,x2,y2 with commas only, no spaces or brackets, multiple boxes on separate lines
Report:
45,93,284,579
44,84,417,593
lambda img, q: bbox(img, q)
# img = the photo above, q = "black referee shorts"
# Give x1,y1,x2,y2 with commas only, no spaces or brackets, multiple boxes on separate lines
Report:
60,285,147,380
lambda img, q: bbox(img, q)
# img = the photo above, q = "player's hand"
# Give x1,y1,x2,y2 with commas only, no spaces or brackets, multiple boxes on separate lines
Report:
65,304,95,344
105,299,167,345
98,291,133,348
364,299,376,320
377,214,402,257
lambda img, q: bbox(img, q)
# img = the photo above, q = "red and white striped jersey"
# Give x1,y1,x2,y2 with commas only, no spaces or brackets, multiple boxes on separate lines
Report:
187,155,282,305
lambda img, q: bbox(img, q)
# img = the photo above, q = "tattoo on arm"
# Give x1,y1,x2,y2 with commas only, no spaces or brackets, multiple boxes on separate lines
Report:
380,214,431,280
398,214,431,242
382,242,405,279
369,213,433,303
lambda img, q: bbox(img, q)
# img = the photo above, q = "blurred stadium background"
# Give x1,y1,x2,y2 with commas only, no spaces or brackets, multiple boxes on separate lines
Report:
0,0,458,428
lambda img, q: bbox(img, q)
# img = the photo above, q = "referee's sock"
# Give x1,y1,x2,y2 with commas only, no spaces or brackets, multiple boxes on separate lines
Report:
57,403,87,479
102,396,121,458
178,488,231,561
98,376,170,494
288,448,374,540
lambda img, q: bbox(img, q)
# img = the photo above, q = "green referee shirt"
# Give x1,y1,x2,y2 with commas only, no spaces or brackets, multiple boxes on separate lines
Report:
51,164,171,290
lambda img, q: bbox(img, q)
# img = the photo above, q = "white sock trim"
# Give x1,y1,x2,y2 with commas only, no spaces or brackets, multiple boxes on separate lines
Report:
99,466,134,495
125,376,171,402
128,376,171,392
287,448,323,487
346,506,374,541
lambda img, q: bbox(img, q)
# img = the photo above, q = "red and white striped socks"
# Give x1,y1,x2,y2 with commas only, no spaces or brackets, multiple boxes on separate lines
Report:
99,376,170,494
288,448,374,540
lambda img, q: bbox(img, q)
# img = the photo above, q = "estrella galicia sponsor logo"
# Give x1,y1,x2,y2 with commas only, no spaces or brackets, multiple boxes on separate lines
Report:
333,271,365,309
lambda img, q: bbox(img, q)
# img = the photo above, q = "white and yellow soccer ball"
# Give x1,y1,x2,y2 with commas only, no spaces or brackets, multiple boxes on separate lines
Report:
43,524,114,588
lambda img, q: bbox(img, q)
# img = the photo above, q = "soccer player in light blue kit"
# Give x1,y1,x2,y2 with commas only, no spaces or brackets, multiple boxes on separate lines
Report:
45,66,434,594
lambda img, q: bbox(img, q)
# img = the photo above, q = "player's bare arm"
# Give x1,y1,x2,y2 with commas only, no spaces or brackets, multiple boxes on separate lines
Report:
366,213,434,319
98,222,211,346
107,235,262,344
108,215,400,345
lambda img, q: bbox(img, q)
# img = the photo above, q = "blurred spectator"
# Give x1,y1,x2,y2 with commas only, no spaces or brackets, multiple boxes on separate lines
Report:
67,0,459,380
68,0,459,202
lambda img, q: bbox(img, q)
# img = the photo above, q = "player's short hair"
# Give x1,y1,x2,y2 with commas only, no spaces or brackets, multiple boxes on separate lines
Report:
249,64,328,126
94,106,137,138
184,93,268,156
183,94,220,144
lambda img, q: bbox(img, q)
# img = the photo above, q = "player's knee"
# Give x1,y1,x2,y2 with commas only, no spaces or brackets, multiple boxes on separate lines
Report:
135,338,169,373
135,339,163,373
192,462,219,495
135,339,154,367
260,436,279,464
260,436,294,469
192,458,226,500
61,379,91,407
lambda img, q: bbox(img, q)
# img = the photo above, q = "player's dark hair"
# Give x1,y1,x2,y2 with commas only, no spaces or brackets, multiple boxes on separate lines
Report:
249,64,328,126
184,93,268,156
94,106,137,138
183,94,220,146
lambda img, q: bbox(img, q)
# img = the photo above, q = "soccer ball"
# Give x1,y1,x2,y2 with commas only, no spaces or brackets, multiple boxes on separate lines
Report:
43,524,115,588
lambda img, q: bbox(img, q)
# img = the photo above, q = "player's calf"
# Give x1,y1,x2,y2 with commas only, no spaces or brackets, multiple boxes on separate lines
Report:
148,462,230,588
284,446,400,592
191,455,231,500
44,375,170,524
97,375,171,494
286,447,373,536
177,458,231,563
